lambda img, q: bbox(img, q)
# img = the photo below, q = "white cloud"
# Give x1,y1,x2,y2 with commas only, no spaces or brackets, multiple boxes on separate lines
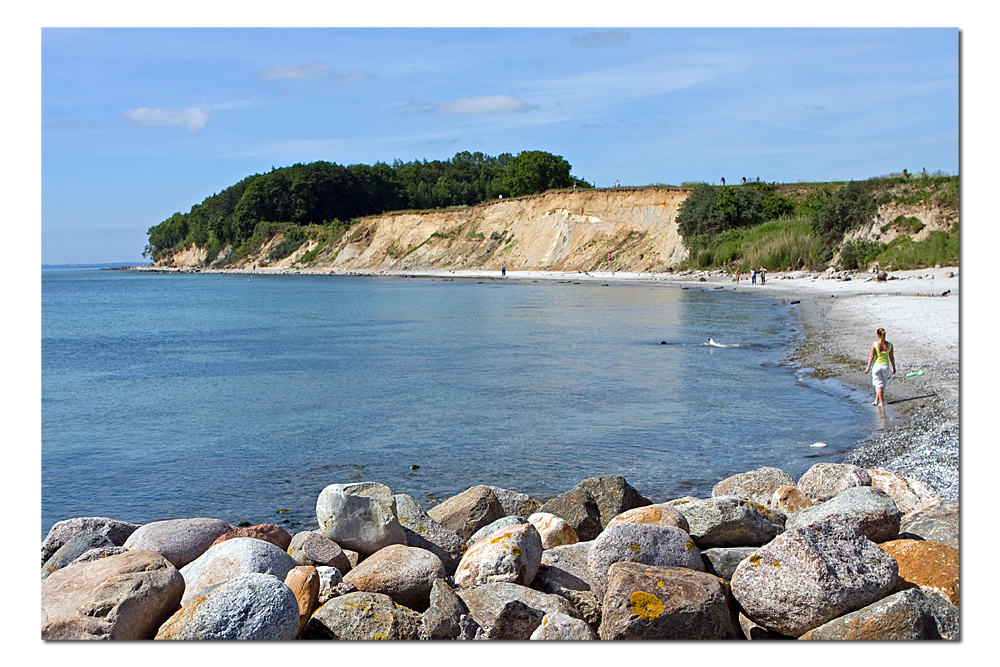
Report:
255,62,368,84
431,95,534,114
122,107,210,131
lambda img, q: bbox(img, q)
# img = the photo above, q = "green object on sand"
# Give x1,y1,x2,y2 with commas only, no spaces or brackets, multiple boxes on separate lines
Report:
905,371,924,377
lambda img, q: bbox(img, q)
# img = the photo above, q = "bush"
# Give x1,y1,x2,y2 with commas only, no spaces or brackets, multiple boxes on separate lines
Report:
874,231,958,270
839,239,886,270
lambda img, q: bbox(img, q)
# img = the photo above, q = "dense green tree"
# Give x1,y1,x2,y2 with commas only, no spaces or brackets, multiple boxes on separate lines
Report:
502,151,574,196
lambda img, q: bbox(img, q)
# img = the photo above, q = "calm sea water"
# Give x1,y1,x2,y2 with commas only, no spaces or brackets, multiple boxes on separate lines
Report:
41,269,873,538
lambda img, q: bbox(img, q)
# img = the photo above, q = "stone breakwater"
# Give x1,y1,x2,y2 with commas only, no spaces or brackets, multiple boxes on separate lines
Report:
40,467,959,641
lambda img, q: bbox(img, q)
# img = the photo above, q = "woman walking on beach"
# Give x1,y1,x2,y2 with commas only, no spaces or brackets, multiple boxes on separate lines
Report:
864,328,896,407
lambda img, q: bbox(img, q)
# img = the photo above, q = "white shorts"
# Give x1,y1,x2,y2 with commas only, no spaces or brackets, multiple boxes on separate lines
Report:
872,364,891,389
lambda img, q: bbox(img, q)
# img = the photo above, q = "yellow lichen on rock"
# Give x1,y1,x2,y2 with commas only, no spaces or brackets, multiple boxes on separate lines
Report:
629,591,664,621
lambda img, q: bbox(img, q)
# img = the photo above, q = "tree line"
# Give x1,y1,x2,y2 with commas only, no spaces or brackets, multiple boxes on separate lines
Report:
145,150,588,261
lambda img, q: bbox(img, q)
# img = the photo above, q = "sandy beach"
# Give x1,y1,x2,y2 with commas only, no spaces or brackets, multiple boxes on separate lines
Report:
140,263,960,501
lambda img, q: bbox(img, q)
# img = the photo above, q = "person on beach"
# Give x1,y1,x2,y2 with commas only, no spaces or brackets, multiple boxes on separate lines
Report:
759,266,766,284
750,267,756,284
864,328,896,408
735,268,740,286
501,264,506,277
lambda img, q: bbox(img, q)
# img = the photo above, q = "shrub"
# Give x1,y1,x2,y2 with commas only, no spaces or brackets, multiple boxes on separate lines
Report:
839,239,886,270
874,231,958,270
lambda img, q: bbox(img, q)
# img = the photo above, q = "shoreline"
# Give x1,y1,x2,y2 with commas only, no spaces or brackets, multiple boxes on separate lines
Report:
130,263,959,501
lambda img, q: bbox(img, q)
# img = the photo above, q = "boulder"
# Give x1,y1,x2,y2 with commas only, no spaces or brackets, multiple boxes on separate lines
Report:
343,544,445,611
209,523,291,551
66,546,130,568
770,485,813,515
155,572,299,640
41,530,115,578
799,588,959,640
178,536,298,605
465,515,529,548
605,503,690,533
534,542,601,631
536,475,651,541
900,500,959,549
530,612,598,640
796,462,872,503
426,485,506,542
301,591,424,640
866,469,943,516
41,550,184,640
665,496,784,548
40,516,140,567
287,530,353,573
454,522,543,588
587,523,704,595
123,517,233,568
422,578,469,639
481,599,545,639
284,565,320,637
712,467,795,506
315,482,407,557
784,486,902,543
455,582,584,629
879,539,960,606
315,565,345,605
730,517,898,637
598,562,738,640
485,486,543,517
527,512,579,548
394,493,465,574
701,546,759,581
738,611,795,640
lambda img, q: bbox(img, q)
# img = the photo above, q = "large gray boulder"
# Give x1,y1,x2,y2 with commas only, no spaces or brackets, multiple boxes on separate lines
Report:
587,523,704,595
41,530,115,579
394,493,464,574
598,562,738,640
666,496,784,548
454,522,543,588
316,482,407,558
155,572,300,640
866,469,942,516
343,544,445,612
730,517,898,637
534,541,601,631
537,475,651,541
799,588,959,640
287,530,353,573
784,486,902,543
485,486,543,518
605,503,690,532
123,517,233,568
900,500,959,549
456,582,583,629
422,578,469,639
41,516,140,567
797,463,872,503
427,485,506,543
301,591,424,640
41,550,184,640
712,467,796,507
179,537,298,605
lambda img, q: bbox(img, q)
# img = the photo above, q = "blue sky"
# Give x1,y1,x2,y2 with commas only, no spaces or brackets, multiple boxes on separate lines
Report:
37,21,961,264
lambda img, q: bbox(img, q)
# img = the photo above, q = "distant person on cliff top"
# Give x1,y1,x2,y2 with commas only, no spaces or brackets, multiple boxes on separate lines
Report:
864,327,896,408
741,176,747,184
721,177,725,186
616,180,620,187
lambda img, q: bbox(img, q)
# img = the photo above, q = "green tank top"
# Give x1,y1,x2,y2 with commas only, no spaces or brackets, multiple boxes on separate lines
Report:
873,342,892,365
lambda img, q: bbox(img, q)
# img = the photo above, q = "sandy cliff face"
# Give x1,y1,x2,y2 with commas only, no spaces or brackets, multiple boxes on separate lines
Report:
298,187,691,273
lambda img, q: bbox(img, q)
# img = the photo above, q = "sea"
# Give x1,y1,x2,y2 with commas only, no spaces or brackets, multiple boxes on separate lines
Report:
41,267,876,538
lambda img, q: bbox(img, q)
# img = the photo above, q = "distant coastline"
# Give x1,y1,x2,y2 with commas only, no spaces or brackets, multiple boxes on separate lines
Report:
43,262,149,270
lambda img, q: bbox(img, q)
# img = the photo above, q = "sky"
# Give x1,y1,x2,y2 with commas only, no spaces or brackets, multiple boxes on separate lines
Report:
35,18,963,265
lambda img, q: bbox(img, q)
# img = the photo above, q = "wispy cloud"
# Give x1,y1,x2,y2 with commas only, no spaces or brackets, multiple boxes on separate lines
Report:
571,31,631,49
254,61,368,84
122,107,210,131
431,95,535,114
